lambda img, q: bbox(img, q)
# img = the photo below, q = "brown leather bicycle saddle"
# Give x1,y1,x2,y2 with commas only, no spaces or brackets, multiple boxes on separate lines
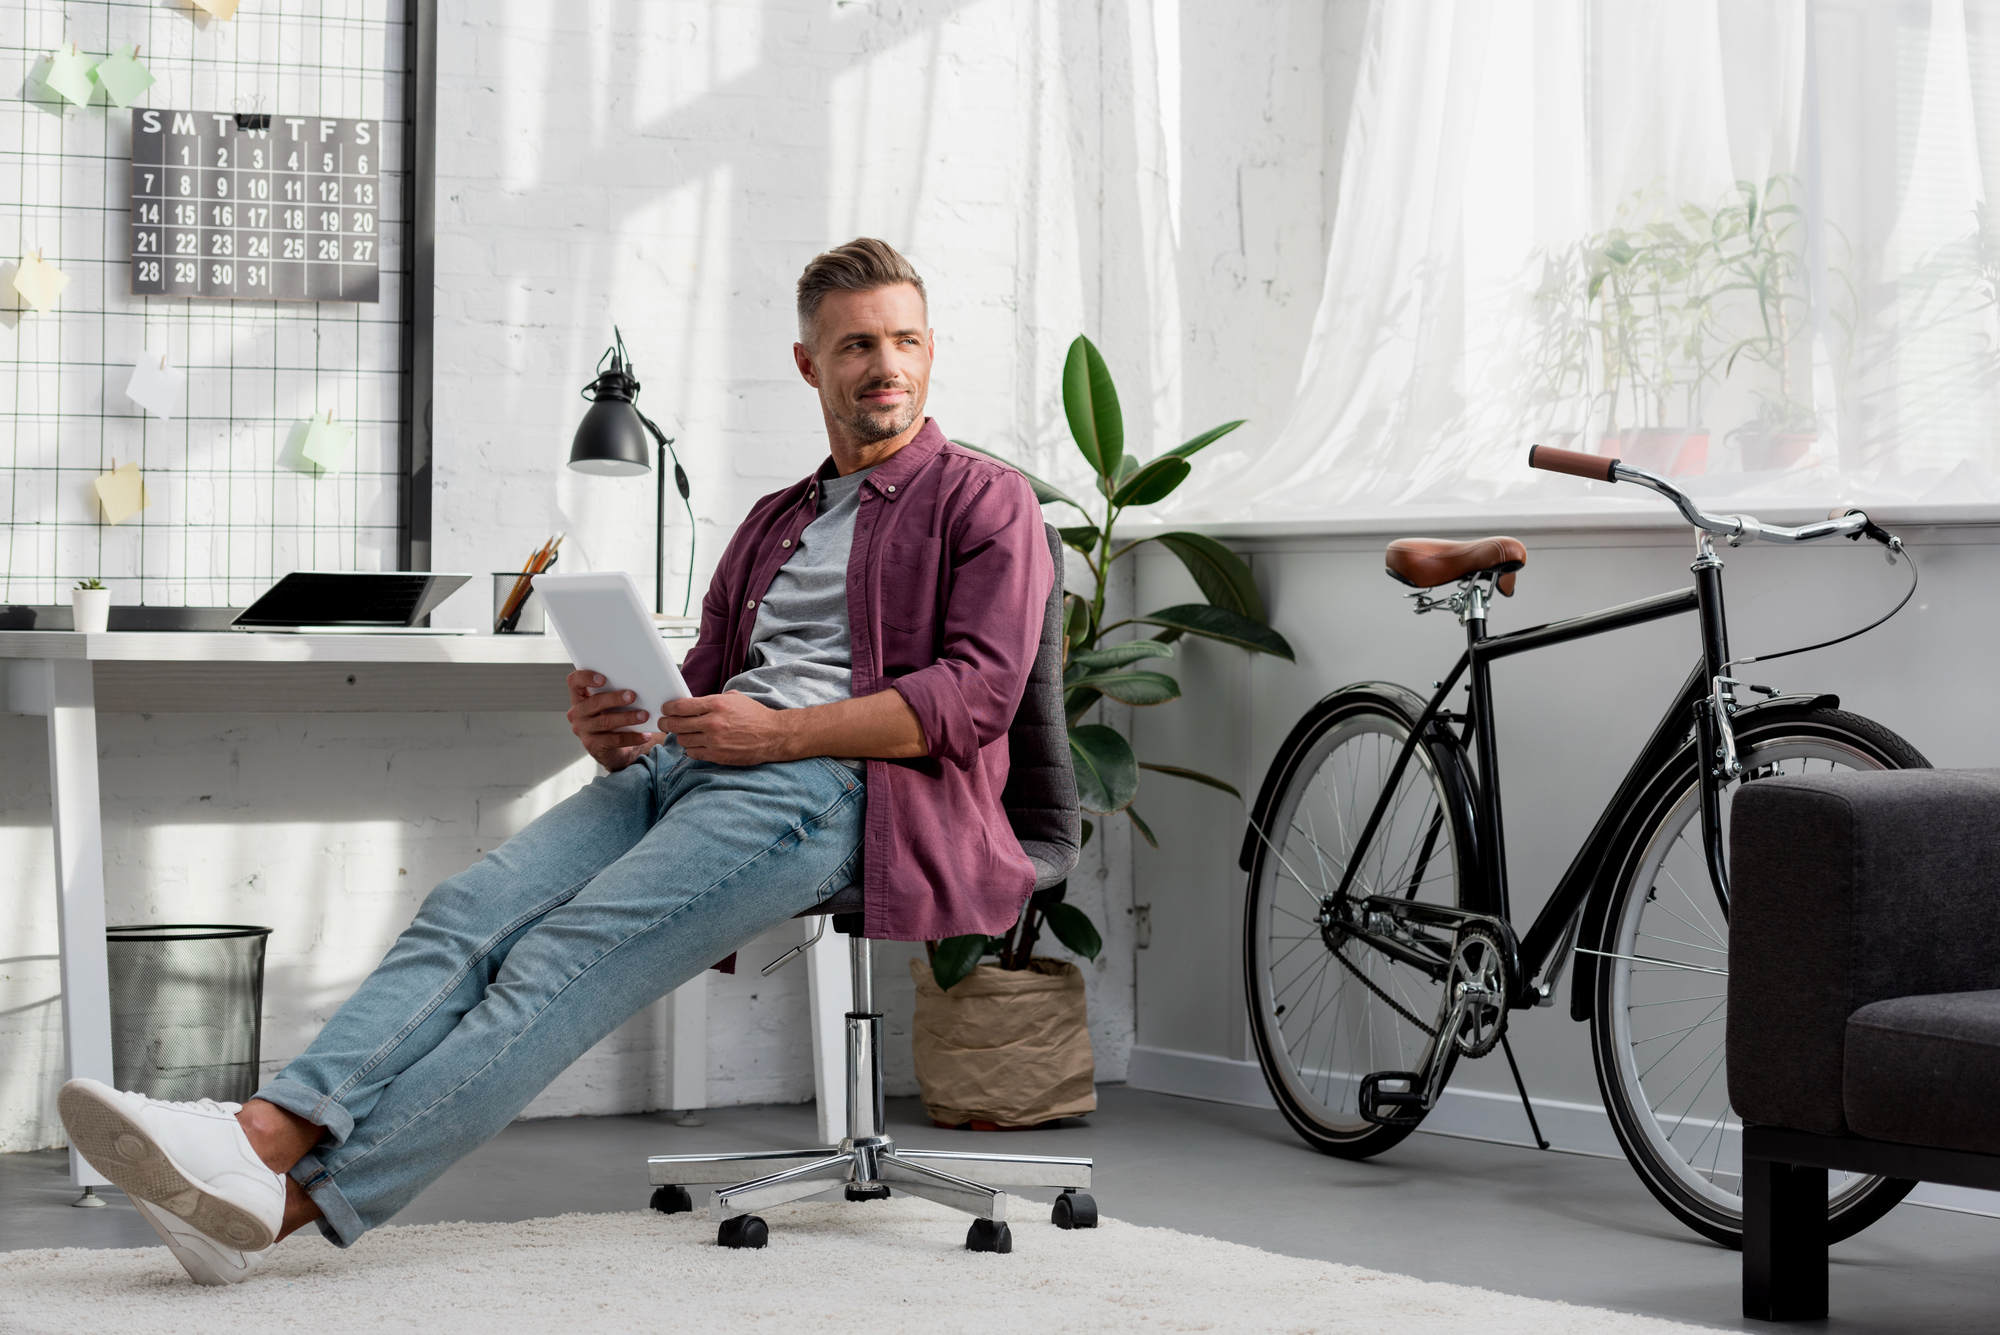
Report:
1384,537,1527,597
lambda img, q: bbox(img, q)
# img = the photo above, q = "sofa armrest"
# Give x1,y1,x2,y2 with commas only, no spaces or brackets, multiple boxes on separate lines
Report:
1727,769,2000,1135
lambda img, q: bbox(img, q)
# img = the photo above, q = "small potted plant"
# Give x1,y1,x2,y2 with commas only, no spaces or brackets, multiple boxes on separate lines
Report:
71,578,110,633
910,336,1295,1129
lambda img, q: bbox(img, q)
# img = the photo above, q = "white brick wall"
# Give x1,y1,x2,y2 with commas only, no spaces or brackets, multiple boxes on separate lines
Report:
0,0,1347,1151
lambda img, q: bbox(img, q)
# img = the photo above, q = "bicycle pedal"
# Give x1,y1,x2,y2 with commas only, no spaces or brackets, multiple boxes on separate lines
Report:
1358,1071,1431,1127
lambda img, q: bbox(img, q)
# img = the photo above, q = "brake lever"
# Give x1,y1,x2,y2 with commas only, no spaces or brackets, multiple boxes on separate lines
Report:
1833,509,1904,564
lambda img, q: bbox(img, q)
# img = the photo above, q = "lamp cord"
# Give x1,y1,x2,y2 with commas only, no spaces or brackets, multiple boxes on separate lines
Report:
636,409,695,617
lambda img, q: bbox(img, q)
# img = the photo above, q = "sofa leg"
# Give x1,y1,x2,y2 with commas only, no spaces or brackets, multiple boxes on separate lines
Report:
1744,1157,1828,1321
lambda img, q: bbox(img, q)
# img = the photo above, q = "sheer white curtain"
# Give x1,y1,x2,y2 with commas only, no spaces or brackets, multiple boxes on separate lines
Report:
1175,0,2000,521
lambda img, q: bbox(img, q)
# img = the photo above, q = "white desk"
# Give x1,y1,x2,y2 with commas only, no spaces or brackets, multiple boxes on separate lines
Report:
0,629,819,1192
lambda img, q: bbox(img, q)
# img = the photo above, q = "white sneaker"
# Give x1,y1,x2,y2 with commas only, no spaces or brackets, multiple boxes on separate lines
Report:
131,1196,278,1285
58,1079,286,1252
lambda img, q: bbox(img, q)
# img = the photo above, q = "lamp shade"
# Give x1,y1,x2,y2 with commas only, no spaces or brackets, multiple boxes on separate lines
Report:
568,396,652,477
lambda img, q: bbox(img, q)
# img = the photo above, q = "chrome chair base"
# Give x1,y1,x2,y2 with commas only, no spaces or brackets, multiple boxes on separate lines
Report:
645,934,1096,1250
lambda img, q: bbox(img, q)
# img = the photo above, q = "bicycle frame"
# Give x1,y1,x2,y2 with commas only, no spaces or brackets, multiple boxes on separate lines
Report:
1324,532,1740,1013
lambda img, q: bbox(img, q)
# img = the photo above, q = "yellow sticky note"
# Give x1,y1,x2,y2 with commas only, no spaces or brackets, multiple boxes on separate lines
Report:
191,0,241,18
43,47,97,107
94,462,151,525
92,46,155,108
13,252,71,312
302,417,353,471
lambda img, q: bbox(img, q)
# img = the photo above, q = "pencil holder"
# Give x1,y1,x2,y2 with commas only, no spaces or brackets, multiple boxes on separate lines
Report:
492,572,545,634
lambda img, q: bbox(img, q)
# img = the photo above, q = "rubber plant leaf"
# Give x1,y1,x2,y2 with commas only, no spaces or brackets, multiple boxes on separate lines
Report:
1067,640,1174,670
1079,818,1094,849
949,440,1091,517
1125,805,1158,849
1057,524,1101,554
1031,879,1068,909
932,933,988,990
1153,532,1265,621
1138,761,1242,799
1134,604,1295,660
1062,335,1123,481
1165,419,1246,461
1063,668,1181,707
1070,723,1139,813
1111,456,1193,507
1042,901,1103,960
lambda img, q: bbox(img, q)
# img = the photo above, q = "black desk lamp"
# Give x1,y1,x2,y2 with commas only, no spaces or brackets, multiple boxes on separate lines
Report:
568,327,695,615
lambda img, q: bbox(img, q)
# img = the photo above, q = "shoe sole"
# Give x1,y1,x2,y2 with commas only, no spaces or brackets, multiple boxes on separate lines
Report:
130,1198,231,1286
58,1084,277,1251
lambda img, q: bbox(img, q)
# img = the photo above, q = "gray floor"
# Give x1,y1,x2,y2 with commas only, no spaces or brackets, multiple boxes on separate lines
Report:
6,1085,1995,1331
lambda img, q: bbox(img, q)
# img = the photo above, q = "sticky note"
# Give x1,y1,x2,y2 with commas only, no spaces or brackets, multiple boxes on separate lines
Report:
125,353,186,419
92,46,155,108
94,462,151,525
301,416,353,471
191,0,241,18
43,47,97,108
12,251,70,312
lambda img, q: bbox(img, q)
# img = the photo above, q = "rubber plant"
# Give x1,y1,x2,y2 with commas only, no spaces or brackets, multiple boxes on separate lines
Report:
929,335,1295,989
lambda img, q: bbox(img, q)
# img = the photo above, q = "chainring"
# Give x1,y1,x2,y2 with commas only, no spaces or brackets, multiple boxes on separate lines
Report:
1449,925,1511,1058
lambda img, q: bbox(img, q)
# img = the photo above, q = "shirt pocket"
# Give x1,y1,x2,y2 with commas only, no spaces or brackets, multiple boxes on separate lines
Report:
880,536,942,637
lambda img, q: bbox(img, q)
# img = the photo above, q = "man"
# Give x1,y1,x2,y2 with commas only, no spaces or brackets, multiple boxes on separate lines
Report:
57,238,1053,1285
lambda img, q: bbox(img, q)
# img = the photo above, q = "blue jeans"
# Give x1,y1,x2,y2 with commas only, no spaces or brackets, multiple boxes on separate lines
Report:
253,745,865,1246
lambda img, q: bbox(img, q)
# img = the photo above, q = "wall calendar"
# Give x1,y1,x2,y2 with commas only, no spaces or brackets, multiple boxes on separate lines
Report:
129,109,380,303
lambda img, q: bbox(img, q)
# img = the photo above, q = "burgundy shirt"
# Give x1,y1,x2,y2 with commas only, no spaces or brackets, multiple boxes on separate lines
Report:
680,419,1054,941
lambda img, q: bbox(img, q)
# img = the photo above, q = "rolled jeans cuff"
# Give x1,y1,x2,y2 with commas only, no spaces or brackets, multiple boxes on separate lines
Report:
289,1150,366,1249
252,1075,356,1146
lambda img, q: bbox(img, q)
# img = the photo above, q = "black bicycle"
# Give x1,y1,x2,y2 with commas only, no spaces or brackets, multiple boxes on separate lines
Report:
1240,444,1928,1247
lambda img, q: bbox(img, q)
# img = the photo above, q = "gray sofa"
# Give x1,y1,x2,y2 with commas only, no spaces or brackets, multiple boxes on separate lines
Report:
1729,768,2000,1321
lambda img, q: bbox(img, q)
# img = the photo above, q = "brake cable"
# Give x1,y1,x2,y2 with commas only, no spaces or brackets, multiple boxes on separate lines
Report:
1727,529,1919,672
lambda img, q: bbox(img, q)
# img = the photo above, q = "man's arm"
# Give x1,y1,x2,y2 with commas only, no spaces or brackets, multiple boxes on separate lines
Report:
661,688,925,766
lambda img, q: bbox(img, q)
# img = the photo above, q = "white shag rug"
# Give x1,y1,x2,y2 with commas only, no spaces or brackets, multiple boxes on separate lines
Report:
1,1197,1710,1334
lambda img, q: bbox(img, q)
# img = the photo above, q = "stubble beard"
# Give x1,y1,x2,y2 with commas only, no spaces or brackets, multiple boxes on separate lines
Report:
840,386,921,444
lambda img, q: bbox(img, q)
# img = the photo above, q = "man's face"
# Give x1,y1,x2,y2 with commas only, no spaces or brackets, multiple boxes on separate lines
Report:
794,284,933,445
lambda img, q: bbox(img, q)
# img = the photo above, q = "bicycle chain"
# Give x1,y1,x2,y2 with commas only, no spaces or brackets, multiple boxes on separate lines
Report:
1329,943,1437,1038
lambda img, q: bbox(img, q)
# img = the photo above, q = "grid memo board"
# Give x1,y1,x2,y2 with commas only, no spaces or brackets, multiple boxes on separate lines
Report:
2,0,414,609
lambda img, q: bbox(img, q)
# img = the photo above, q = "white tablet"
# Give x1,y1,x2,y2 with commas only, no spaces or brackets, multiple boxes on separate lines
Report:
531,571,692,732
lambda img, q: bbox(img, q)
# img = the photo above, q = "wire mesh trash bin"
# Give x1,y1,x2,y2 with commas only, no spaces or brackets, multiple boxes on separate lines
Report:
106,924,270,1104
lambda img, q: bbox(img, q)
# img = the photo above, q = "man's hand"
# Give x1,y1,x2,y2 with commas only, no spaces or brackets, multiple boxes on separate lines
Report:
664,688,928,767
661,691,791,766
567,670,664,771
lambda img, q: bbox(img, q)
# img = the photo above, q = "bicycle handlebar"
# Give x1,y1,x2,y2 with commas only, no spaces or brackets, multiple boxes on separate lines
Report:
1527,444,1875,546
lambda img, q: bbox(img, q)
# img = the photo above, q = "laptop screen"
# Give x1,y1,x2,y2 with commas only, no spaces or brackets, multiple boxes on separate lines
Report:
232,572,470,628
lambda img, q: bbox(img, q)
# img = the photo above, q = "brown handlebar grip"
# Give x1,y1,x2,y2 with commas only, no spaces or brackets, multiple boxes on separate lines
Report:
1528,444,1617,482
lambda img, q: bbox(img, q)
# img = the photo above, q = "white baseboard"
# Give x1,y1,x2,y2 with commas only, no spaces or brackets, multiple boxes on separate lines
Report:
1122,1045,2000,1218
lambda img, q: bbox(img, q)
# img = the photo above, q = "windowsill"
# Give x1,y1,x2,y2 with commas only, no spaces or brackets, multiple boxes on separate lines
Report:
1121,499,2000,544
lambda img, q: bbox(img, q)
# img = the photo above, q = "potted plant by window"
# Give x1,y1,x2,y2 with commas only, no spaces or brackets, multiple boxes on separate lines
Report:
910,336,1294,1129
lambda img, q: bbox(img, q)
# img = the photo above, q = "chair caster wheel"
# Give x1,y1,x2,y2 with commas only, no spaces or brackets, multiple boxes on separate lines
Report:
717,1214,768,1248
845,1182,891,1201
965,1218,1012,1253
1052,1190,1098,1229
650,1184,693,1215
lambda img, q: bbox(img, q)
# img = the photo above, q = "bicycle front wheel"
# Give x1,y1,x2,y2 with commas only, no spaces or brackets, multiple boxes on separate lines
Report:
1590,705,1929,1246
1243,685,1477,1159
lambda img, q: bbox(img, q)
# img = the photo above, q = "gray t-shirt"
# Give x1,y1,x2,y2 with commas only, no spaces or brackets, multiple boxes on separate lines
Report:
722,465,873,713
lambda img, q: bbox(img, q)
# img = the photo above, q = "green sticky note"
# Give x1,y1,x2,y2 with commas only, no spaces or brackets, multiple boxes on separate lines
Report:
92,46,155,109
301,417,353,472
43,47,97,108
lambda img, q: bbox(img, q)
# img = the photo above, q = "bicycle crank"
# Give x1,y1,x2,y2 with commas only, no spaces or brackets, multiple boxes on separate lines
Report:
1356,924,1516,1127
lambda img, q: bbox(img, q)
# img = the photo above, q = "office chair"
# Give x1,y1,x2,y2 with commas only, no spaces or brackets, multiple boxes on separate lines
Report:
644,524,1095,1252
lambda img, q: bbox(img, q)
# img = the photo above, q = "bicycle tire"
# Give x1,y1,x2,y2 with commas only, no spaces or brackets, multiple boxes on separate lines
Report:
1243,684,1478,1159
1589,705,1927,1247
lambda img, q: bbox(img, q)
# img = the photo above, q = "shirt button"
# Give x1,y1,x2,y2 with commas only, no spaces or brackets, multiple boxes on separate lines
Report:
746,599,757,609
781,538,791,548
885,484,896,493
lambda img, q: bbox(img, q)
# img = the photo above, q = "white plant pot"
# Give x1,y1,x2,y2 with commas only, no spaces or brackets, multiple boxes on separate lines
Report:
71,588,111,633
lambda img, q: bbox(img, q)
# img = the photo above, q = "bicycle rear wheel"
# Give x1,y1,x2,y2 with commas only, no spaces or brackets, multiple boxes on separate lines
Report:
1589,705,1928,1246
1243,685,1476,1158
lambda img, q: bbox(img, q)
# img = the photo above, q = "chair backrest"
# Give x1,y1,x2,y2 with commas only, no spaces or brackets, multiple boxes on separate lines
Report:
809,523,1080,921
1002,524,1082,891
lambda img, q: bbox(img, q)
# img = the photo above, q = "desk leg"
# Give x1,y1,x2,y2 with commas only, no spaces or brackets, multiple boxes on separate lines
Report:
668,973,706,1125
806,927,852,1145
40,659,113,1194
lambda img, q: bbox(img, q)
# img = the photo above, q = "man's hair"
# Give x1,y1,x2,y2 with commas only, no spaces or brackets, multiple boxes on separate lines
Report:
796,237,927,345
